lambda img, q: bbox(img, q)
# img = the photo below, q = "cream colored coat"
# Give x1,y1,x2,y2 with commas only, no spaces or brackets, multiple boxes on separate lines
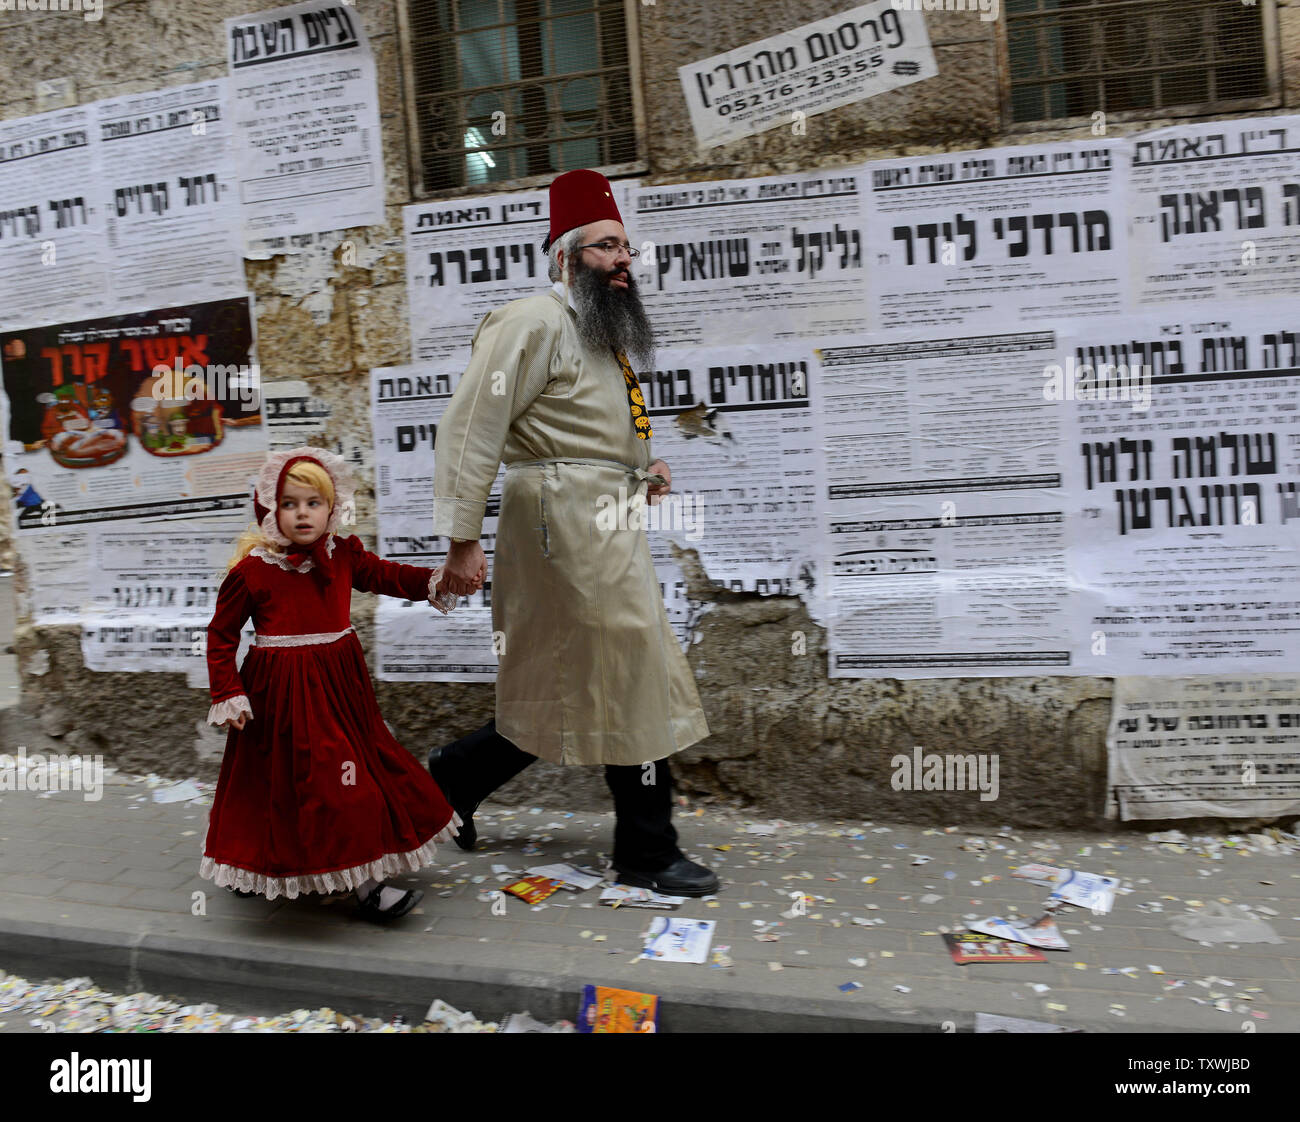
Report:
432,287,710,765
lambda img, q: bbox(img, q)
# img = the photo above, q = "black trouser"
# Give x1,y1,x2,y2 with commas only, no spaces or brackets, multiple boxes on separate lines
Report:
437,719,681,871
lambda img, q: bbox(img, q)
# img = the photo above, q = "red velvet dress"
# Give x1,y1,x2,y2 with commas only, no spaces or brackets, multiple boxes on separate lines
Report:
200,533,459,899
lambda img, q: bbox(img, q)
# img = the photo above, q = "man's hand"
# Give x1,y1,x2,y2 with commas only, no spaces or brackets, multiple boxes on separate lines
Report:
221,713,248,731
647,458,671,505
444,540,487,595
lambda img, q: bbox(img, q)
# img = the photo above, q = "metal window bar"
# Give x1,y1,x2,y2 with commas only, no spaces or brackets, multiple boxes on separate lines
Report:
1005,0,1272,124
403,0,641,194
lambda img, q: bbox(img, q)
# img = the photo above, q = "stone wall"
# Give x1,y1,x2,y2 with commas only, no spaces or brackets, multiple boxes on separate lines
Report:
1,0,1296,825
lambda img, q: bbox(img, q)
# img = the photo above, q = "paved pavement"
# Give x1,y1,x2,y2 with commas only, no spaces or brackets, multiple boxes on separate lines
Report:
0,758,1297,1033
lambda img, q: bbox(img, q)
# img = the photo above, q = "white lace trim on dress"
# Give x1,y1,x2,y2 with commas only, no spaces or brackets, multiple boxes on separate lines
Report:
198,813,463,900
253,627,355,648
208,695,253,726
250,546,313,573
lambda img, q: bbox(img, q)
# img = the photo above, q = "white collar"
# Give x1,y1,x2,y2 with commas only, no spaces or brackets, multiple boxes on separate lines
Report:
550,280,578,313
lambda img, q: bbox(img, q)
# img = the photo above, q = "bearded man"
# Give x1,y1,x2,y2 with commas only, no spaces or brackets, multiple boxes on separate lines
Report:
427,169,719,897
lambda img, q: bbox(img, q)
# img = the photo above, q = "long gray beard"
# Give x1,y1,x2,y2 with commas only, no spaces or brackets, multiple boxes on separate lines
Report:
568,257,657,370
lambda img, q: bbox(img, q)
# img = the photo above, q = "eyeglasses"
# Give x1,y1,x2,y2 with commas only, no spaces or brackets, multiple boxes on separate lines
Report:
578,240,639,259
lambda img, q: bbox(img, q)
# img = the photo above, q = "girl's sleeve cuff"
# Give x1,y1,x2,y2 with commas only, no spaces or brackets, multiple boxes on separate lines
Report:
427,567,458,615
208,695,253,726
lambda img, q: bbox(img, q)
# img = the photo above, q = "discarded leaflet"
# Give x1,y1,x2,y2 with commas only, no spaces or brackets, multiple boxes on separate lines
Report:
942,933,1048,965
600,885,686,909
577,985,659,1033
502,877,565,905
525,863,604,891
967,915,1070,951
1011,864,1118,913
641,918,716,963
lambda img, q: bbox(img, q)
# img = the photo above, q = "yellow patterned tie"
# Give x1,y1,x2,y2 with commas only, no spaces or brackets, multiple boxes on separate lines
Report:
614,350,653,440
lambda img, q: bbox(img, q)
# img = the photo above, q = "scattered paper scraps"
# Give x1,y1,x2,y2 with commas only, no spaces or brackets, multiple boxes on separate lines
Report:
502,877,565,905
599,885,686,909
967,915,1069,951
500,1011,575,1033
839,981,863,993
152,779,205,804
576,985,659,1034
641,918,716,964
942,933,1048,965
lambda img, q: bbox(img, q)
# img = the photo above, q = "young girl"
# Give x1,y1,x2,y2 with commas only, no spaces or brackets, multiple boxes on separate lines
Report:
201,447,474,921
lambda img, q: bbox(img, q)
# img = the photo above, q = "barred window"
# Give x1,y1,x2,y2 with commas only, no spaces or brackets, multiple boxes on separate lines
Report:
400,0,645,196
1003,0,1280,125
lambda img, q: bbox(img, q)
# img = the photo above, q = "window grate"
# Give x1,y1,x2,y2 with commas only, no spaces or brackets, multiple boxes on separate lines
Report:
1005,0,1275,124
403,0,643,195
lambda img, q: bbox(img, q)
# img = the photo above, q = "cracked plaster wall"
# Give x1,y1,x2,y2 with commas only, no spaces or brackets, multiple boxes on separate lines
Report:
1,0,1295,825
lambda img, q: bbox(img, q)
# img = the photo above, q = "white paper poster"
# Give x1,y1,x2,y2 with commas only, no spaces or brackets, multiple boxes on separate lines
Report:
404,189,550,366
80,521,250,676
371,362,501,681
12,528,90,624
1108,675,1300,820
0,105,109,331
865,138,1128,332
817,329,1072,677
404,182,639,366
225,0,385,251
638,344,820,593
629,169,870,349
1061,306,1300,675
96,81,246,311
678,2,937,148
1129,114,1300,308
262,379,331,450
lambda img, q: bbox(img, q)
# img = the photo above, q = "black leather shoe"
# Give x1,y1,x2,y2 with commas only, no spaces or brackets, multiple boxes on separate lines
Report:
357,885,424,922
614,856,721,897
427,745,478,851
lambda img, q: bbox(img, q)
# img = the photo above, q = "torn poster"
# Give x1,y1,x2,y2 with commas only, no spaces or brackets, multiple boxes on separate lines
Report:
639,345,821,594
1108,674,1300,820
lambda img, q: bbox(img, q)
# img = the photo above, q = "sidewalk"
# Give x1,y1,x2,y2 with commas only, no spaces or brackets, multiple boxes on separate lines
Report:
0,762,1297,1032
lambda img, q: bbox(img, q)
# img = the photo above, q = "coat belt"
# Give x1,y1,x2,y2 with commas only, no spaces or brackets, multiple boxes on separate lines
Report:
505,456,666,486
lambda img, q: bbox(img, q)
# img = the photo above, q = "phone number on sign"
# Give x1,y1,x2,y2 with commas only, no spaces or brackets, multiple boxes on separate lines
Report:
714,57,885,115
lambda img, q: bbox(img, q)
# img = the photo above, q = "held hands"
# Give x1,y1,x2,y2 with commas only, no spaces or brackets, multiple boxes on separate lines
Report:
442,540,487,597
646,459,671,505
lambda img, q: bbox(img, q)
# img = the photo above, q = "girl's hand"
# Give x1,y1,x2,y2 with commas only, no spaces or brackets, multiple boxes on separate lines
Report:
222,713,248,731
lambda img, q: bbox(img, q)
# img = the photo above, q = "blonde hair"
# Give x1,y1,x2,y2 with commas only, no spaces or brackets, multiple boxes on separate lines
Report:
226,461,337,570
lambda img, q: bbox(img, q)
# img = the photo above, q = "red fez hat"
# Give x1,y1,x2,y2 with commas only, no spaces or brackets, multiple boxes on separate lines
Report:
548,169,623,245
